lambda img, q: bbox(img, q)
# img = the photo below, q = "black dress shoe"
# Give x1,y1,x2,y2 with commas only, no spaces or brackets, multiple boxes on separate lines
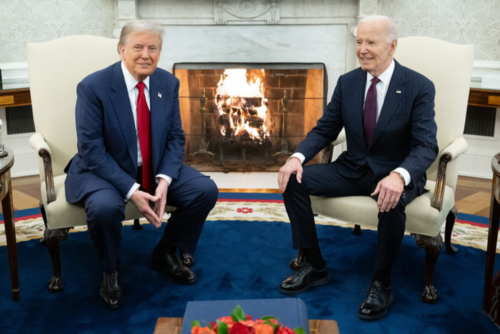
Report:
358,281,394,320
99,272,124,310
279,263,330,295
151,251,197,284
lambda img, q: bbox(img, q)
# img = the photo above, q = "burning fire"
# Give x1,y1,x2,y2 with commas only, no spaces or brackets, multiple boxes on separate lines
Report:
215,69,270,141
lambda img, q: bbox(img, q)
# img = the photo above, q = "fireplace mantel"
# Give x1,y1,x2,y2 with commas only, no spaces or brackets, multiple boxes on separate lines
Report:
114,0,379,76
115,0,377,28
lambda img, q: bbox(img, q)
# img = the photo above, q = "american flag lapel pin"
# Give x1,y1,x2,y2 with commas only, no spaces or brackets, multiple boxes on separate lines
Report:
158,92,162,98
396,90,401,94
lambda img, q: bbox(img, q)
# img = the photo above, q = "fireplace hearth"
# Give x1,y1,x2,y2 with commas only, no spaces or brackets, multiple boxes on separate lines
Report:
173,63,327,172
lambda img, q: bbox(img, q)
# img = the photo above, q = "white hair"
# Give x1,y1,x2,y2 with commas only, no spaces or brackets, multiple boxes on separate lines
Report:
117,20,164,53
359,15,398,43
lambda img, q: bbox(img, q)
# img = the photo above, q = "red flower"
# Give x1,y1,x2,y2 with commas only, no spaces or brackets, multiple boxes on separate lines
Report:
229,322,255,334
236,207,254,214
276,326,295,334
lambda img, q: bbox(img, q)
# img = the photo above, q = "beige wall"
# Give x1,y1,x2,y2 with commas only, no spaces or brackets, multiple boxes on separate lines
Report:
380,0,500,61
0,0,117,63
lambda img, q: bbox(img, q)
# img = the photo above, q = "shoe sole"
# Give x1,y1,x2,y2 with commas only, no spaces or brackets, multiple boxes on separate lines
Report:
99,296,124,310
278,275,331,295
357,293,394,320
151,262,198,285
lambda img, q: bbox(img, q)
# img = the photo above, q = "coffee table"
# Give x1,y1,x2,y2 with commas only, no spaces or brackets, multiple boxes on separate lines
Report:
154,317,339,334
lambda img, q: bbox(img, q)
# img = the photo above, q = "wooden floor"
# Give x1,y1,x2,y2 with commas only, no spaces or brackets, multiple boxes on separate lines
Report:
1,175,494,218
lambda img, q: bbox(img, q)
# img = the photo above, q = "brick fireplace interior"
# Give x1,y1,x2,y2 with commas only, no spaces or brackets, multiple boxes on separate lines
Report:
174,63,327,172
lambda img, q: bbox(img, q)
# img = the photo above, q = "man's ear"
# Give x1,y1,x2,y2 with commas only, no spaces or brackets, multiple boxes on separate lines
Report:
390,39,398,56
118,45,125,59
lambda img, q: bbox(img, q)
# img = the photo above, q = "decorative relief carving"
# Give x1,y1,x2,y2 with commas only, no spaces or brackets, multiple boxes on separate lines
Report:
360,0,377,16
380,0,500,61
118,1,136,18
214,0,280,25
0,0,117,63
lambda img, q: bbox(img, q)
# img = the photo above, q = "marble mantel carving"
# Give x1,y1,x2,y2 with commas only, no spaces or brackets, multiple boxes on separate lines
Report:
214,0,280,25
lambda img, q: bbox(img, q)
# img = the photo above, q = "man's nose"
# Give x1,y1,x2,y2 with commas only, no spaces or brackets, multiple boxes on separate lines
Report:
141,48,150,58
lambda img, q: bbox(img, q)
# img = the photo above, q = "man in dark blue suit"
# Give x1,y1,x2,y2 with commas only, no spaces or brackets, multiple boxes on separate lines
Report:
277,15,438,320
65,21,218,310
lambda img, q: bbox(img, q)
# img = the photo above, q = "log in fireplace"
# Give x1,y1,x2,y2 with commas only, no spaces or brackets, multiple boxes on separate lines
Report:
173,63,327,172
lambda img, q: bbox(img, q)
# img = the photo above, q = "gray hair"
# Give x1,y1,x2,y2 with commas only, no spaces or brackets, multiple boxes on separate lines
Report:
359,15,398,43
117,20,164,53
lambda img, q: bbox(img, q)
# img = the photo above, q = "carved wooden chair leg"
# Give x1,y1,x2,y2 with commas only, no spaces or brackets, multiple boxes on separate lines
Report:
353,224,362,235
179,251,194,267
133,218,142,230
445,205,458,254
290,248,304,270
415,233,443,304
41,202,70,294
39,201,47,246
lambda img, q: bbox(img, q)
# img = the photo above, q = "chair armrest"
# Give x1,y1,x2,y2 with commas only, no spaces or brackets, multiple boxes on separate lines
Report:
431,136,468,212
321,129,346,163
331,128,346,147
30,133,56,204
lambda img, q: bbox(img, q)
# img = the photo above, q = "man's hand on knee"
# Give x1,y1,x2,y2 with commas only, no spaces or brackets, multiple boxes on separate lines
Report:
153,178,169,223
130,190,161,228
278,157,303,193
371,172,404,212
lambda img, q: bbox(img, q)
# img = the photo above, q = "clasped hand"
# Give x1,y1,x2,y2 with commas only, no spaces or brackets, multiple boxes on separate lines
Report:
130,178,169,228
372,172,405,212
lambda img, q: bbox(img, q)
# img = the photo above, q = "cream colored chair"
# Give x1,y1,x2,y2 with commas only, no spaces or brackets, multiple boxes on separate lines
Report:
300,37,474,304
27,36,179,293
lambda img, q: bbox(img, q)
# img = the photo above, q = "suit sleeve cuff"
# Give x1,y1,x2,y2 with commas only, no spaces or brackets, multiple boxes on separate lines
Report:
288,153,305,165
156,174,172,186
393,168,411,186
125,183,141,203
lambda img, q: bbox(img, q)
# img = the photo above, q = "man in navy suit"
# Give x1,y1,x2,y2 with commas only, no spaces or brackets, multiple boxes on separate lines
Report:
65,20,218,310
277,15,438,320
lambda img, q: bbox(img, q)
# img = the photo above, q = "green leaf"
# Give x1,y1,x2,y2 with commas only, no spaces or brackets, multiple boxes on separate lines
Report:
191,320,200,328
231,305,246,322
294,327,307,334
262,316,278,321
217,320,229,334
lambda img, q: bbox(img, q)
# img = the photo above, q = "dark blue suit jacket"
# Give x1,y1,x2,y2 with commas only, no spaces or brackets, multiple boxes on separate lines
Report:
65,61,186,203
296,60,439,195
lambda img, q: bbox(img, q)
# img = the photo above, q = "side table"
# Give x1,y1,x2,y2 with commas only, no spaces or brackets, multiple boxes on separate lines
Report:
0,148,17,301
483,152,500,325
153,317,340,334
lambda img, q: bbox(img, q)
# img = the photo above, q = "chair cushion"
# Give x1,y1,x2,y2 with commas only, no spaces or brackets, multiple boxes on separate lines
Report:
41,175,176,230
310,180,454,237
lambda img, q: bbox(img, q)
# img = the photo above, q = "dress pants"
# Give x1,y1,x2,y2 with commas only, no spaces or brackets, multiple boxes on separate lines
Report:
283,162,417,273
83,165,218,273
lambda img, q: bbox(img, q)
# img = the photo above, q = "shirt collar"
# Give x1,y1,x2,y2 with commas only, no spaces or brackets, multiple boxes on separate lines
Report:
366,59,395,85
121,61,150,92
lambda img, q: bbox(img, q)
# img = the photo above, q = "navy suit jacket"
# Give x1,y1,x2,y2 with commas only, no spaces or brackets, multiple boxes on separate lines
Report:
65,61,185,203
296,60,439,195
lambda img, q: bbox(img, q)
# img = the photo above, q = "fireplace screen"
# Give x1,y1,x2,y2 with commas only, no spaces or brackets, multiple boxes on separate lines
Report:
173,63,327,172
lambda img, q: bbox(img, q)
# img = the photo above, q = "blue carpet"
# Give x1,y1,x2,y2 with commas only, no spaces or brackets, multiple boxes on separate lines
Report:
0,218,498,333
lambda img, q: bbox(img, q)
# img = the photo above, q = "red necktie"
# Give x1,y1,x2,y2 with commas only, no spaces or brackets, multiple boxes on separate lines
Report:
363,77,380,146
136,82,154,194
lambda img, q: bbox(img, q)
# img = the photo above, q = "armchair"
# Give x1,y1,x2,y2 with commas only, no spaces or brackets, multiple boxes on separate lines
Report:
27,35,183,293
294,37,474,304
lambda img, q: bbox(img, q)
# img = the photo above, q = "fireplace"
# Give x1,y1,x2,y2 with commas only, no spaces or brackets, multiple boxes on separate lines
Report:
173,63,327,172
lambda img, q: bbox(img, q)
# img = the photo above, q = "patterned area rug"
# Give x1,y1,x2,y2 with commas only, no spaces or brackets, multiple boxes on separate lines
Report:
0,192,496,252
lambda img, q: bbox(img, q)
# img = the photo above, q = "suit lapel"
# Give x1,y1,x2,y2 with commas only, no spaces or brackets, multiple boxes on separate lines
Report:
370,60,406,148
110,62,138,167
149,71,167,172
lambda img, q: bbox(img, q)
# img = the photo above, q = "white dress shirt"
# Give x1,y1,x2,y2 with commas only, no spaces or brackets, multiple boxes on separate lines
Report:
290,59,411,186
121,62,173,201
